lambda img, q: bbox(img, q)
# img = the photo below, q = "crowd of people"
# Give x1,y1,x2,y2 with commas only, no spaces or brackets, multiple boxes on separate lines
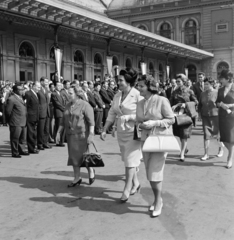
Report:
1,68,234,218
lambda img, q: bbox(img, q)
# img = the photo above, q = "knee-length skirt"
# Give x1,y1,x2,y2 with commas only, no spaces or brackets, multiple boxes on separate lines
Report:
219,115,234,144
202,116,219,140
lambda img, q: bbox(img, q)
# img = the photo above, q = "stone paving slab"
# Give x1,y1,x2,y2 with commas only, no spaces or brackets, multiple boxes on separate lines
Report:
0,124,233,240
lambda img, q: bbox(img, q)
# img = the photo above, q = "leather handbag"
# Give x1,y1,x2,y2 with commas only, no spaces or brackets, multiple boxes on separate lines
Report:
133,124,141,141
142,127,180,153
80,142,104,168
175,114,192,126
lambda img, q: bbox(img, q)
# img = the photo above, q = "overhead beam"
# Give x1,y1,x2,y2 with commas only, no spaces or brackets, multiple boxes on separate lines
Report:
8,0,28,10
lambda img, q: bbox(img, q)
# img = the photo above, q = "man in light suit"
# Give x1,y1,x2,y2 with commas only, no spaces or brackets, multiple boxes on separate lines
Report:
25,81,41,154
5,84,28,158
51,82,65,146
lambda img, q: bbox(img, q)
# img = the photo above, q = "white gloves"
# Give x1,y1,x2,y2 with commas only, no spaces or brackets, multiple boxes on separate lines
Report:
120,115,133,130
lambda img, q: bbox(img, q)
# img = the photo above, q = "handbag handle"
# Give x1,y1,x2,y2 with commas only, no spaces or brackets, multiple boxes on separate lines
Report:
87,142,98,152
151,122,170,136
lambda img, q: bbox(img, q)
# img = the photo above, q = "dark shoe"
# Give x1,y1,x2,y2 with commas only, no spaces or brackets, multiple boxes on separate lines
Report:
56,144,65,147
89,169,96,185
43,144,52,149
120,195,129,203
130,184,141,195
67,179,82,188
20,152,30,156
29,150,40,154
38,146,44,150
12,154,21,158
179,158,185,162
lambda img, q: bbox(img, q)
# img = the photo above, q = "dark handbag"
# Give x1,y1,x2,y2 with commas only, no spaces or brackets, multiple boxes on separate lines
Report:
176,114,192,126
133,124,141,141
80,142,104,168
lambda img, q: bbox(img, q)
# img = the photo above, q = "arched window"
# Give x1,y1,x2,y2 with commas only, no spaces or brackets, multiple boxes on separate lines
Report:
217,62,229,78
74,50,84,81
94,53,102,65
159,63,164,82
160,22,171,39
112,56,119,66
149,62,154,76
19,41,35,82
187,64,197,82
126,58,132,68
184,20,197,45
137,25,148,31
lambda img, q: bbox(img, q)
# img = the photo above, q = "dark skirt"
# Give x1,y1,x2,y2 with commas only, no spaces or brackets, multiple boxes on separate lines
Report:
219,115,234,144
173,121,192,139
202,116,219,140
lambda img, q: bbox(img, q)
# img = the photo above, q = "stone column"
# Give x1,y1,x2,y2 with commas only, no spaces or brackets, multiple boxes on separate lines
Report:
175,16,180,42
151,20,155,33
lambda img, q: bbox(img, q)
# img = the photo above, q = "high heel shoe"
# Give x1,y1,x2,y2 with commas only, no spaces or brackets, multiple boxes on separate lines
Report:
151,200,163,218
149,198,163,212
89,169,96,185
217,151,224,158
120,193,130,203
130,184,141,195
226,161,232,169
67,178,82,188
200,155,209,161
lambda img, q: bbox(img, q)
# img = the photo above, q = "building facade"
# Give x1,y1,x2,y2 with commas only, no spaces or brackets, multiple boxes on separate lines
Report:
107,0,234,81
0,0,214,83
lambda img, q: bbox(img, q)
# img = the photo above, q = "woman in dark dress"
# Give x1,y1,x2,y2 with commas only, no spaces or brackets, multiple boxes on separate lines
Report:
216,70,234,169
170,75,198,161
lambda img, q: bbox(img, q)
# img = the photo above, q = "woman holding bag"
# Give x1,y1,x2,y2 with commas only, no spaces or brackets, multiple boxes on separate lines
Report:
170,74,198,162
100,68,142,202
136,75,175,217
56,86,96,187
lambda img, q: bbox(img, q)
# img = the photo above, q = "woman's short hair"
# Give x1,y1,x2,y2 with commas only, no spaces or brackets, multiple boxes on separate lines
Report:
119,68,138,87
219,69,234,83
204,77,215,86
176,73,187,84
70,86,85,100
138,75,159,94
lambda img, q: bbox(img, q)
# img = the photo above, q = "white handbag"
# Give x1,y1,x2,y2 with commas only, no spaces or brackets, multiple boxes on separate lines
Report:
142,126,180,153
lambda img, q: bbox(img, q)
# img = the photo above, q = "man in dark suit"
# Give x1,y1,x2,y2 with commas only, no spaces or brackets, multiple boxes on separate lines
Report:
166,78,177,100
5,84,28,158
82,82,96,108
48,82,55,143
191,72,205,101
51,82,65,146
25,81,41,154
100,81,112,127
37,77,51,150
107,80,116,101
60,80,70,106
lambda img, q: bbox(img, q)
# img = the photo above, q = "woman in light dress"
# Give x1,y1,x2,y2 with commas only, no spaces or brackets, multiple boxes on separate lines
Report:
101,68,142,202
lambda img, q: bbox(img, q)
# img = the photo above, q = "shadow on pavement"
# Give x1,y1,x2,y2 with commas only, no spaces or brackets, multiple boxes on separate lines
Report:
40,170,125,182
0,176,146,215
0,141,12,158
165,159,224,167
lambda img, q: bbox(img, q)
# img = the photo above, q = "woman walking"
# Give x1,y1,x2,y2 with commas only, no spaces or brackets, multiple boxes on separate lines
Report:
216,70,234,169
56,86,96,187
198,77,224,161
170,74,198,161
100,68,142,202
136,75,175,217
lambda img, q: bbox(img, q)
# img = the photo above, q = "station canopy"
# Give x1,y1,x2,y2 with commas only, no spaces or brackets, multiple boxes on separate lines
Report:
0,0,213,60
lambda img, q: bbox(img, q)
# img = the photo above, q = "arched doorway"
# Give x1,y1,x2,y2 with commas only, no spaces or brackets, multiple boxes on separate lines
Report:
112,56,119,66
159,63,164,82
74,50,84,81
19,41,35,82
217,62,229,79
94,53,102,81
125,58,132,68
149,62,154,77
187,64,197,82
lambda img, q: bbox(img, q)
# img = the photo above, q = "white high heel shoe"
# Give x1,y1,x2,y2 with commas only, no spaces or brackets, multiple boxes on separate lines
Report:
151,201,163,218
149,199,163,213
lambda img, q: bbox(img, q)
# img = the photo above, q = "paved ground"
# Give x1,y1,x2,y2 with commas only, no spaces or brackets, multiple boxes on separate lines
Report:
0,123,234,240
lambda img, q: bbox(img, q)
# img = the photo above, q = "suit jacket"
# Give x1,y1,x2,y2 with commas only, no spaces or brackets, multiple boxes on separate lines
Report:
60,89,70,106
37,88,50,118
93,90,104,112
191,82,204,101
51,91,65,118
166,87,176,99
99,88,112,109
107,87,142,133
5,94,27,127
136,94,175,141
107,87,115,101
25,90,39,122
86,91,96,108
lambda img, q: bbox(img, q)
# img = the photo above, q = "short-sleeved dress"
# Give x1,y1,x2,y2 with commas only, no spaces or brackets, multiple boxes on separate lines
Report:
106,87,142,167
61,99,95,166
216,84,234,143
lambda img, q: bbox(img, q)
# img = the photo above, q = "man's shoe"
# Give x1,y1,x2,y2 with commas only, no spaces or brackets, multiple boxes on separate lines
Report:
20,152,30,156
12,154,21,158
37,146,44,150
56,144,65,147
29,150,40,154
43,144,52,149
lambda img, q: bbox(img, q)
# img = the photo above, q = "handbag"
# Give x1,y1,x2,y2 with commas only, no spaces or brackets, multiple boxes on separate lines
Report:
142,127,180,153
80,142,105,168
175,114,192,126
133,124,141,141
